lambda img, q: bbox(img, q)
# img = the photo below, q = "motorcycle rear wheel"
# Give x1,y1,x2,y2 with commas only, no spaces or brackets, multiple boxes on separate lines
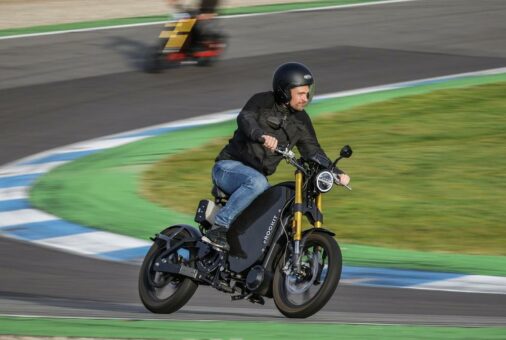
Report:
143,44,165,73
138,228,198,313
272,232,342,318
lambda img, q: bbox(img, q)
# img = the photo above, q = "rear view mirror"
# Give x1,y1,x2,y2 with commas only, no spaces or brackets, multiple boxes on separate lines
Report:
340,145,353,158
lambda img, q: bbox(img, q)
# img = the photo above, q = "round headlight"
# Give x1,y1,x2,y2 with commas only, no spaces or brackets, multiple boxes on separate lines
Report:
315,171,334,193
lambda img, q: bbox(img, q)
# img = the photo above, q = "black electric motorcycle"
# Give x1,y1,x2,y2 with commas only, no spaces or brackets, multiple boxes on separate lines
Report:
138,145,352,318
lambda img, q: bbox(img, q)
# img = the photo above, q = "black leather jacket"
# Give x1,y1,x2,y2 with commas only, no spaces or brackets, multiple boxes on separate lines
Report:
216,91,332,176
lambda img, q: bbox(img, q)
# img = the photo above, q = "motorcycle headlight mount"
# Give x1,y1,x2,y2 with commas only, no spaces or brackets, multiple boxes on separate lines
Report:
315,170,334,193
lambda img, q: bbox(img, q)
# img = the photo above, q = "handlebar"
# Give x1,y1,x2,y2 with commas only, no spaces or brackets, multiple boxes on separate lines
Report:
275,147,306,174
274,147,296,160
259,137,297,163
275,146,352,190
259,137,352,190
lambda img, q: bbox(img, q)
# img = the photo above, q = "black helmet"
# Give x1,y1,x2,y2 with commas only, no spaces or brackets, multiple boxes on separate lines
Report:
272,62,315,104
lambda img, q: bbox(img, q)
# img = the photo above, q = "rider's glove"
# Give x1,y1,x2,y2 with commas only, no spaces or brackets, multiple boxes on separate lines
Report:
331,166,344,184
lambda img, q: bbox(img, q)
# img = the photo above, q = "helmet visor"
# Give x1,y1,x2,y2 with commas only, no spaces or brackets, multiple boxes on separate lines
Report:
307,82,315,103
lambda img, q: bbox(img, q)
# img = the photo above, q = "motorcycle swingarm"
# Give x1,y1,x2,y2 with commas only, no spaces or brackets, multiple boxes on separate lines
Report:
154,261,206,281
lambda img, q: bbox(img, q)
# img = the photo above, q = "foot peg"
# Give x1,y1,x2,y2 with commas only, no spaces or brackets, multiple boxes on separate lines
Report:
201,235,230,251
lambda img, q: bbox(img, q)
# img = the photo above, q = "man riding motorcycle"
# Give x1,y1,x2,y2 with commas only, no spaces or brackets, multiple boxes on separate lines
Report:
166,0,223,44
202,62,351,250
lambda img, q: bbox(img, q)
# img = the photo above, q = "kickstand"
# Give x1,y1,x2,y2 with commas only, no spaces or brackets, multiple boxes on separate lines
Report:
248,294,265,305
231,292,250,301
231,292,264,305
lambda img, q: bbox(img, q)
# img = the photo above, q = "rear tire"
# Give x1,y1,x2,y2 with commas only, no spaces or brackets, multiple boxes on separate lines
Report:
138,228,198,313
272,232,342,318
143,44,164,73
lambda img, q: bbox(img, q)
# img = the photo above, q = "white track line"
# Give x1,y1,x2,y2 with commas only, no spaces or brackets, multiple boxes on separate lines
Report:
0,0,418,40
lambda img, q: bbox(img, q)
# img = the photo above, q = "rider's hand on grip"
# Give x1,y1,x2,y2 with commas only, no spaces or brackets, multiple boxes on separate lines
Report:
261,135,278,152
338,173,351,187
332,167,351,188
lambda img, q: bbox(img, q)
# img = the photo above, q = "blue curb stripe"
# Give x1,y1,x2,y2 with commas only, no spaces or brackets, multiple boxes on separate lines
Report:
0,219,95,240
0,174,40,188
0,199,31,212
21,150,99,165
342,266,463,287
115,125,196,139
97,246,150,261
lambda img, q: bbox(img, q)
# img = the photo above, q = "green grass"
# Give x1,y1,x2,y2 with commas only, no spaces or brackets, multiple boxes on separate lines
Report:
0,0,377,37
143,82,506,256
1,317,505,339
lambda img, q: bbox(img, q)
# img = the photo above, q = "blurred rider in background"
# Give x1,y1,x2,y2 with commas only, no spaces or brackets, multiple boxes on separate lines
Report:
166,0,224,45
166,0,219,18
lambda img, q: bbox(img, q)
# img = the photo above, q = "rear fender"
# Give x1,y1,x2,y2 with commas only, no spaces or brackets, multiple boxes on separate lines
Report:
152,224,202,251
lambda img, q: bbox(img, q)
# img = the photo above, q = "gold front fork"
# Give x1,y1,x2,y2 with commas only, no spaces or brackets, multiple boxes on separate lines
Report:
293,170,303,241
315,193,323,228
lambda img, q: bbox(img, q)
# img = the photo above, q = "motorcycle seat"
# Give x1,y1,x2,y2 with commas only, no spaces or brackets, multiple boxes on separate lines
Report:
211,185,229,200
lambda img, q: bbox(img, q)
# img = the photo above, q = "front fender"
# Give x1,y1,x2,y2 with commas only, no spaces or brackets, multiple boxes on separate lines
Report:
302,227,335,238
300,227,336,250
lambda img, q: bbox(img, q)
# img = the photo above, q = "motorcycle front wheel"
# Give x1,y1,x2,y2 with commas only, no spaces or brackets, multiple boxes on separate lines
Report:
138,227,198,313
272,232,342,318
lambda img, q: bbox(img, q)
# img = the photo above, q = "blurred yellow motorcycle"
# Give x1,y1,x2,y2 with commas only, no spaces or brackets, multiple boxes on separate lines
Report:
144,10,226,72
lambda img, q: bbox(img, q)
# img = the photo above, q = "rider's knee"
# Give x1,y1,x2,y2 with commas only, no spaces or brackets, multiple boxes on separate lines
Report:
248,176,269,194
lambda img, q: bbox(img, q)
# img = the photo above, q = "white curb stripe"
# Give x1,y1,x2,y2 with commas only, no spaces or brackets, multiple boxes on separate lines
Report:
33,231,150,255
0,187,29,201
0,209,58,228
413,275,506,295
0,161,67,178
52,136,147,154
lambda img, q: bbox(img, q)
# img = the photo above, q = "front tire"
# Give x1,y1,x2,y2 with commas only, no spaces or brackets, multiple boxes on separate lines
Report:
272,232,342,318
138,228,198,313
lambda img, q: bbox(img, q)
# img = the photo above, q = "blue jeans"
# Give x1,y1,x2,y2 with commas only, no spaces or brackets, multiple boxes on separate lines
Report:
212,160,270,229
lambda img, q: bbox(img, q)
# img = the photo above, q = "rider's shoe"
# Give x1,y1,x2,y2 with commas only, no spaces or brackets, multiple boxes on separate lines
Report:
202,225,230,251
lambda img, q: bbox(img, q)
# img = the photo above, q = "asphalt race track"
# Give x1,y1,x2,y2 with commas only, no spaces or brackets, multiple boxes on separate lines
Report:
1,0,506,325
